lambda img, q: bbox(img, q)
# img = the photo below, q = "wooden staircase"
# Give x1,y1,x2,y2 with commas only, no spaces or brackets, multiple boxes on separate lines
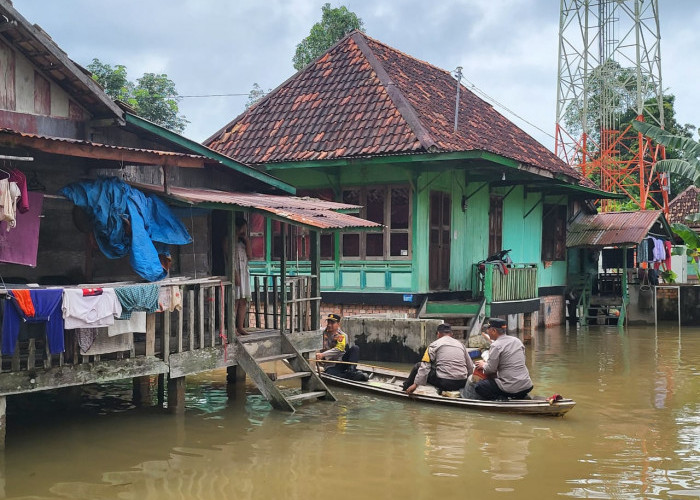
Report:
235,331,336,412
419,299,483,338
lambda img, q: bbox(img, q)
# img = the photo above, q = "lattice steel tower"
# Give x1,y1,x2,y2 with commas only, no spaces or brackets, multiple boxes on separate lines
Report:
555,0,668,212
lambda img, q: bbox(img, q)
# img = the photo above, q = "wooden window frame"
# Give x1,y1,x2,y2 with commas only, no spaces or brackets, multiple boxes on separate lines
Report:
341,184,412,261
541,204,567,261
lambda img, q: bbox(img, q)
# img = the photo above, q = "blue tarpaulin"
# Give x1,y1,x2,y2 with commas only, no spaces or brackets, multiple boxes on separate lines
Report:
60,177,192,282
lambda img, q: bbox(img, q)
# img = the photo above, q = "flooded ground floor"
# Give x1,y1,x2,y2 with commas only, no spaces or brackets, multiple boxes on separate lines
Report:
1,324,699,499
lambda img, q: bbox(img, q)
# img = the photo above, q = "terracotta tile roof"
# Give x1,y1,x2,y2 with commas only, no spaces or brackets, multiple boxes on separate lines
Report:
206,31,586,185
668,185,700,227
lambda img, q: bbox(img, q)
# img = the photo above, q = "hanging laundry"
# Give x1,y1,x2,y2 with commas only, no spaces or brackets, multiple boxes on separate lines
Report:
2,289,64,355
9,168,28,214
652,238,666,262
107,312,147,336
158,285,183,312
0,192,43,266
60,177,192,282
62,288,122,329
115,284,160,319
663,240,673,271
637,238,649,264
78,328,133,355
0,178,21,230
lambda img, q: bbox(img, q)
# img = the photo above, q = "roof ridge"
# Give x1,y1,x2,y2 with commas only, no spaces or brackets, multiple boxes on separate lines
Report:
670,184,700,205
351,32,437,152
204,30,366,147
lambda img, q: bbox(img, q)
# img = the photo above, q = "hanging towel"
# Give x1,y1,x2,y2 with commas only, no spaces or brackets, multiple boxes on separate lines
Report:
9,169,28,214
115,284,160,320
0,192,43,266
0,179,21,230
78,328,133,355
62,288,122,329
2,289,64,355
107,312,147,336
158,286,183,312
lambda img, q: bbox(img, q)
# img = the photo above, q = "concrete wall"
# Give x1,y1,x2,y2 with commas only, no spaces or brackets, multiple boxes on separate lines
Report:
538,294,565,328
342,315,444,363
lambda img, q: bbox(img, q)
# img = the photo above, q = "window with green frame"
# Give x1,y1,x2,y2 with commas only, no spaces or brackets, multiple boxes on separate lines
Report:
341,185,411,260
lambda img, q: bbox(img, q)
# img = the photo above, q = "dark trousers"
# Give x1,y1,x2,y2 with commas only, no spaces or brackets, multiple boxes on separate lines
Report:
475,378,533,400
402,363,467,392
325,345,360,376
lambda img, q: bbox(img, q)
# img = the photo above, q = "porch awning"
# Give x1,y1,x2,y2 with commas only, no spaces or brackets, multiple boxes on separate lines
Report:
566,210,672,248
130,182,382,231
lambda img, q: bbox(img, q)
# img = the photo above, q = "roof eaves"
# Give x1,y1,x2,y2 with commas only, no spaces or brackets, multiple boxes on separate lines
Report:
351,32,437,152
0,0,125,122
125,113,296,195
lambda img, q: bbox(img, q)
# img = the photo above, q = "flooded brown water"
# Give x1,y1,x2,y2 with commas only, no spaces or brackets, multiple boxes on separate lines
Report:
2,324,700,499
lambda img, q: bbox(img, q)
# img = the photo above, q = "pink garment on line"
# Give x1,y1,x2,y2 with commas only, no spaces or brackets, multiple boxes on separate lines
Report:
0,191,43,266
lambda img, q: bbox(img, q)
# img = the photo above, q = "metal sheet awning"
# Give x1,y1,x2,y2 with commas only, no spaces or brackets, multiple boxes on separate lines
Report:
131,183,382,231
567,210,672,248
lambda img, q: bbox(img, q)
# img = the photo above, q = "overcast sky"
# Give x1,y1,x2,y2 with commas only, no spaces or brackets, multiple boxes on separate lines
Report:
11,0,700,152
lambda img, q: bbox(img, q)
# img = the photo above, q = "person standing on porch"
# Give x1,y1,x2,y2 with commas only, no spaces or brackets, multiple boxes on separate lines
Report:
474,318,533,400
233,217,252,336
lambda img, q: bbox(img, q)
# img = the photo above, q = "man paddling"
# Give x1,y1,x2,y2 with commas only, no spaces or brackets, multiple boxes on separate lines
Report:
474,318,533,400
403,323,474,395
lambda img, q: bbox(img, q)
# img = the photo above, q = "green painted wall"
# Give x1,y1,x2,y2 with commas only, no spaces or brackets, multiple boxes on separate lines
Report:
259,163,571,293
463,181,489,290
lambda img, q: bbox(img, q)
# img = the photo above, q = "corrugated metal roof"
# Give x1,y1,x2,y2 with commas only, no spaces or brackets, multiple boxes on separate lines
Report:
0,129,209,165
567,210,667,248
131,183,381,231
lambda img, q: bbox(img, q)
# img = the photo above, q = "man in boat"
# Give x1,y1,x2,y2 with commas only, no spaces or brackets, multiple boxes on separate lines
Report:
403,323,474,395
316,313,360,375
473,318,533,400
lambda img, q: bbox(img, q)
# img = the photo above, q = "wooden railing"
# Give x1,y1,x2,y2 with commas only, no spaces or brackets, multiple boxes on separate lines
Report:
250,274,320,333
0,277,234,375
472,263,538,303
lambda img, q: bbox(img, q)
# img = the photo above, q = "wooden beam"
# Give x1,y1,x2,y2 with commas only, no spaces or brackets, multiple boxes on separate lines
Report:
0,133,206,168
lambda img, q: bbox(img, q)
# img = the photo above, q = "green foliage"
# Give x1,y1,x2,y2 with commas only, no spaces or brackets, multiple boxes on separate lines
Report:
633,121,700,191
292,3,364,71
671,223,700,278
87,58,188,133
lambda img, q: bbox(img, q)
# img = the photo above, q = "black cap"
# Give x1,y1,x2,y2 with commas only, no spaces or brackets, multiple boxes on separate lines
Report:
326,313,341,322
437,323,452,334
488,318,507,329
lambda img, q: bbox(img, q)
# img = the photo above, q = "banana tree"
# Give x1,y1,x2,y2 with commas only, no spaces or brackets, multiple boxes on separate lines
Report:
633,120,700,223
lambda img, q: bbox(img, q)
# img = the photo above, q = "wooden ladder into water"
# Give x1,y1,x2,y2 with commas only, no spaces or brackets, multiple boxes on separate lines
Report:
234,331,336,412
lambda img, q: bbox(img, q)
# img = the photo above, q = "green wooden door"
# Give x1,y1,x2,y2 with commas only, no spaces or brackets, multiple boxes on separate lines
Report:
429,191,451,290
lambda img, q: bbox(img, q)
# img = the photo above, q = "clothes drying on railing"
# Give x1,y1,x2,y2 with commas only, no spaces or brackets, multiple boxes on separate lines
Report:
114,284,160,320
2,289,64,355
62,288,122,330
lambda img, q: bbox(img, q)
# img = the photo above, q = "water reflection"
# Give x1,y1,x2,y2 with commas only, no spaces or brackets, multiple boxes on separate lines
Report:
1,325,700,499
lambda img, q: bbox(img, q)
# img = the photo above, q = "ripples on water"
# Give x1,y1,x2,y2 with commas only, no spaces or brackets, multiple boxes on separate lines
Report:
2,324,700,499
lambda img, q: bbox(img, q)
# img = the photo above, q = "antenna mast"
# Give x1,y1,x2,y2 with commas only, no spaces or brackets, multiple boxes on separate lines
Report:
555,0,668,212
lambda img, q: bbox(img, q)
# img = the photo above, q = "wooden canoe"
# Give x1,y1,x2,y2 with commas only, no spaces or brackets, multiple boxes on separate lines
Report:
319,364,576,417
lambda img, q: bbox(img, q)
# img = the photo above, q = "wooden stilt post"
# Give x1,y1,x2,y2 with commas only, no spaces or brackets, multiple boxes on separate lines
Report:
227,366,246,383
310,230,321,331
134,313,157,406
280,223,287,333
167,376,186,414
0,396,5,451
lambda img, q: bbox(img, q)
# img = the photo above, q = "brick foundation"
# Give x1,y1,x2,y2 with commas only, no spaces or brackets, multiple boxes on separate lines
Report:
538,295,565,327
321,303,417,320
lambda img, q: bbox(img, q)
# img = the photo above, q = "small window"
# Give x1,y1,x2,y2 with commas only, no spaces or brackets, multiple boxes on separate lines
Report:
542,204,567,261
249,213,266,260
